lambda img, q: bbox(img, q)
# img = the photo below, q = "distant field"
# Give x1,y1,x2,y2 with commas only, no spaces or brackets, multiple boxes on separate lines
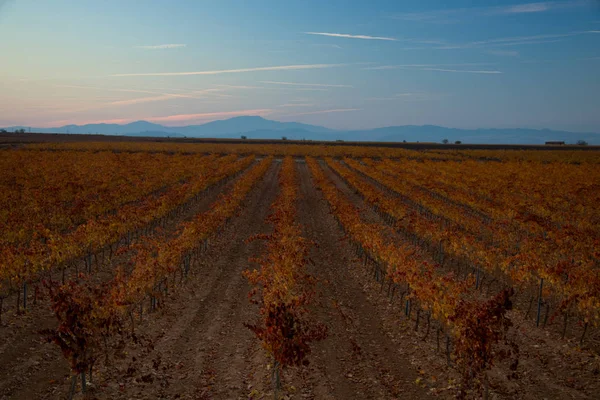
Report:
1,141,599,399
2,131,600,151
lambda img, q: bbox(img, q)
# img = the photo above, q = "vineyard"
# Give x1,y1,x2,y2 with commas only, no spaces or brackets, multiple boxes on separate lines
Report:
0,142,599,400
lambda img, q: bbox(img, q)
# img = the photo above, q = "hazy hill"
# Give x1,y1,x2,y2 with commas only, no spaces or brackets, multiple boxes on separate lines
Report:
4,116,599,144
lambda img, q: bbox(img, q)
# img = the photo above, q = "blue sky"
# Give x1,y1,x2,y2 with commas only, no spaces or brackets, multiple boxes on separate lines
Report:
1,0,599,131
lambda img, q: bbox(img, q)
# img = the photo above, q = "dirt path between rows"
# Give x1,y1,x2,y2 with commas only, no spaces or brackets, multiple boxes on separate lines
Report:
0,158,258,400
278,160,429,399
81,160,281,400
95,159,428,400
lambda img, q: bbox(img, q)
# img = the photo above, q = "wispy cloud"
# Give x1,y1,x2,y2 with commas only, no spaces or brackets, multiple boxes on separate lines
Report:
501,3,552,13
135,44,187,49
416,30,597,50
55,84,228,99
55,84,160,95
259,87,331,92
420,68,502,74
468,31,590,46
147,109,273,124
260,80,353,88
51,85,226,113
366,65,501,73
46,117,135,127
364,63,491,70
311,43,343,49
45,110,272,127
281,108,360,117
391,1,592,23
365,92,446,101
215,84,263,89
108,95,182,106
305,32,397,41
111,63,344,77
276,103,315,108
486,50,519,56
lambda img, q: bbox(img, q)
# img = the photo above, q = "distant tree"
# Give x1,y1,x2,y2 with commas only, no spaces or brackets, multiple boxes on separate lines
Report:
455,140,462,144
241,135,247,140
15,128,26,134
281,136,287,141
576,140,588,146
442,139,449,144
403,140,406,143
336,139,344,142
0,129,7,133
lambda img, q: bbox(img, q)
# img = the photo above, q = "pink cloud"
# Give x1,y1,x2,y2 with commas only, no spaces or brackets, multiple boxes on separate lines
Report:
147,109,274,125
42,109,274,127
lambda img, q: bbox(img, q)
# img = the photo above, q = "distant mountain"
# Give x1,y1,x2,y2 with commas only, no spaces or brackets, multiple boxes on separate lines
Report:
3,117,599,144
173,116,334,137
127,131,186,138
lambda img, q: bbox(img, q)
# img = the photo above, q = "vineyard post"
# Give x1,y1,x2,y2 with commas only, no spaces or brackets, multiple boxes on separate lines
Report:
580,322,588,345
415,307,421,331
445,334,451,366
80,371,87,393
272,360,282,400
562,311,569,339
16,283,20,314
536,278,544,327
68,375,77,400
23,281,27,310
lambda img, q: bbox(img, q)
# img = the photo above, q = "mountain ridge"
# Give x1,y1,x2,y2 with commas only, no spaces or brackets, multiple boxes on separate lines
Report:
4,116,599,145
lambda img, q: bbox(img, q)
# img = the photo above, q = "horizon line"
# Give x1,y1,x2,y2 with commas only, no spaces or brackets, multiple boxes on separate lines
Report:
3,116,600,134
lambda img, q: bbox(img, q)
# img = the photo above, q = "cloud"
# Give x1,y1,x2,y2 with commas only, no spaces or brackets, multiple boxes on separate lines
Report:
420,68,502,74
109,95,182,106
54,84,227,98
366,92,447,101
424,30,597,50
111,63,345,77
135,44,187,49
215,84,263,89
312,44,343,49
469,32,584,46
492,1,594,15
391,1,592,23
366,65,502,73
501,3,551,13
147,109,273,124
45,117,136,127
51,85,226,113
260,80,353,88
487,50,519,56
304,32,397,41
281,108,360,117
490,39,564,47
47,109,275,127
54,84,161,95
276,103,315,108
364,63,491,70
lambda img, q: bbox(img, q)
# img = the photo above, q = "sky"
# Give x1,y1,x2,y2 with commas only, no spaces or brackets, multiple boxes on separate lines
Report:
0,0,599,131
